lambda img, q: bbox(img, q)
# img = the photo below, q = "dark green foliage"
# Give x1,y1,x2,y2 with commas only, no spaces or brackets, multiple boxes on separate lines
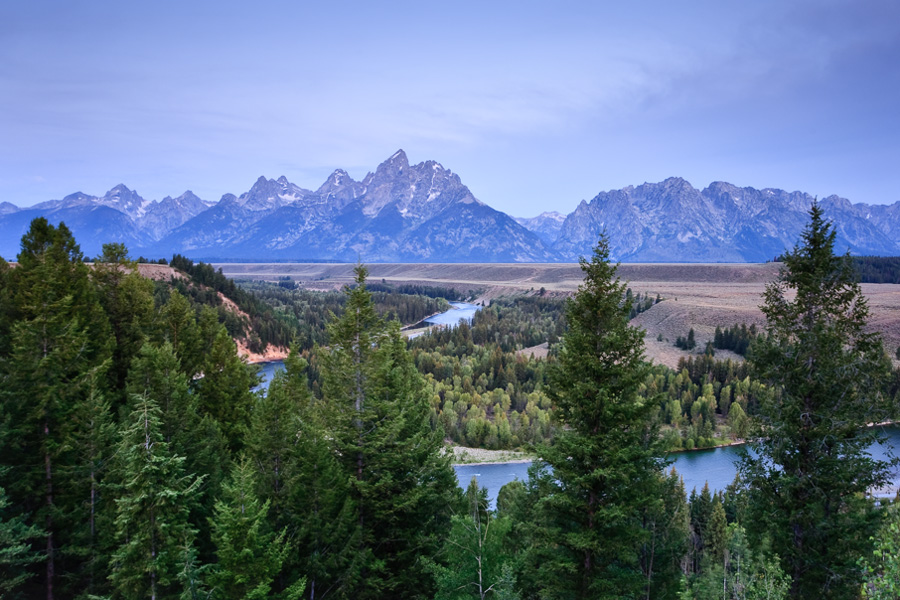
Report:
209,456,303,600
240,280,451,352
323,265,458,599
713,323,761,356
62,370,118,598
851,255,900,283
0,218,113,599
0,481,44,598
531,234,665,598
675,328,697,350
740,203,897,599
247,347,355,599
625,288,661,319
126,342,230,564
93,243,156,402
639,469,691,599
108,394,203,599
194,328,258,452
365,281,469,301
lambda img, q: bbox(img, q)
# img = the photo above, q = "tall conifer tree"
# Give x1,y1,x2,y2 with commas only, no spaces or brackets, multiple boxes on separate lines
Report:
209,456,304,600
126,341,230,562
108,393,202,599
248,347,354,599
323,265,456,599
740,203,896,599
93,243,155,403
535,233,663,599
0,218,112,600
195,328,257,452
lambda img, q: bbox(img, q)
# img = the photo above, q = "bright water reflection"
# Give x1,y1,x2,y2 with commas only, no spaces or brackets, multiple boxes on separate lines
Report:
425,302,481,326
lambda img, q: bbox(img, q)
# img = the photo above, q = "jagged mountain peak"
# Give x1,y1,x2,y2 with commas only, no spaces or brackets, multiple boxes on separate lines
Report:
62,191,93,203
387,148,408,163
374,149,410,177
9,154,900,265
107,183,133,193
821,194,853,211
237,175,313,212
515,211,568,246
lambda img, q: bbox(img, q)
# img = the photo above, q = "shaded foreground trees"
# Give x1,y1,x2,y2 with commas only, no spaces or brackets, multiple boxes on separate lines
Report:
741,202,897,599
0,221,458,599
323,265,458,599
522,234,667,598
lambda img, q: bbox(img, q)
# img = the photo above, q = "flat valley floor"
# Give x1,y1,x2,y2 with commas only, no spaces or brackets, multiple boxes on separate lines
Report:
213,262,900,369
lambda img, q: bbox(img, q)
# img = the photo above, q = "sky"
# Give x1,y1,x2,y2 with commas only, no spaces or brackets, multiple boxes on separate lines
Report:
1,0,899,217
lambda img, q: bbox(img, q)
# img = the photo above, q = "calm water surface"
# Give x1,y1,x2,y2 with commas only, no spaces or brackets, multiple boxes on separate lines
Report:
254,353,900,505
454,426,900,506
425,302,481,326
255,302,481,390
254,360,284,391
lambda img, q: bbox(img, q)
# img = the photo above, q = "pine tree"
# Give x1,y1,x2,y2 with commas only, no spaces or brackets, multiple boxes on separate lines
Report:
209,456,303,600
323,265,457,599
0,218,112,600
108,393,203,600
247,347,311,525
534,233,664,599
62,368,117,599
195,327,256,452
740,203,896,599
248,347,355,599
92,243,156,404
0,480,44,598
127,341,230,564
157,291,203,379
640,469,691,599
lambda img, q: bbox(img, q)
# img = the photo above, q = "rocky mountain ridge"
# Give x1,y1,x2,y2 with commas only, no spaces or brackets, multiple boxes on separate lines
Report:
2,152,899,262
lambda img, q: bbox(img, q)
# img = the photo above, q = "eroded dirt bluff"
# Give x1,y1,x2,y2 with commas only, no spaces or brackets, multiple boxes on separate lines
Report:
136,263,287,363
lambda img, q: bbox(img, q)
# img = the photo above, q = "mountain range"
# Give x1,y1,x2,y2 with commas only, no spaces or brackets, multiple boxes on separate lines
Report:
2,150,899,263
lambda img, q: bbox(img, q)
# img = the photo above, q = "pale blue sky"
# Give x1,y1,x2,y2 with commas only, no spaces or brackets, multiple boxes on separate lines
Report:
2,0,898,216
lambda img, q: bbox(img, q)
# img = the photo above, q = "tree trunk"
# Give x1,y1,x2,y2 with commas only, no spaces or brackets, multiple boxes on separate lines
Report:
45,421,54,600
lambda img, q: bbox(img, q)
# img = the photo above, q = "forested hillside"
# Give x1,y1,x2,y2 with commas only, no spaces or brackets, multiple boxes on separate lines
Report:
2,213,900,599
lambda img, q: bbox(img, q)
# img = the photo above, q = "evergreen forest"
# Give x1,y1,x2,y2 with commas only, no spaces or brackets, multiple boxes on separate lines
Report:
1,207,900,599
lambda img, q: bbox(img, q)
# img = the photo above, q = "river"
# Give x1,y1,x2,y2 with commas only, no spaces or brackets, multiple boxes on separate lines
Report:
255,302,483,390
424,301,481,326
254,356,900,507
253,303,900,508
453,426,900,508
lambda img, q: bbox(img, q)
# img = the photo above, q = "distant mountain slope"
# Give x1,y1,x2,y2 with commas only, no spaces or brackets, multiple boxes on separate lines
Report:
515,211,566,246
140,150,555,262
0,185,211,260
3,153,900,263
553,178,900,262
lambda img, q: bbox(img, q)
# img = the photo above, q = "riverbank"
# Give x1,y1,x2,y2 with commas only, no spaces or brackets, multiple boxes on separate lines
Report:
447,445,534,465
